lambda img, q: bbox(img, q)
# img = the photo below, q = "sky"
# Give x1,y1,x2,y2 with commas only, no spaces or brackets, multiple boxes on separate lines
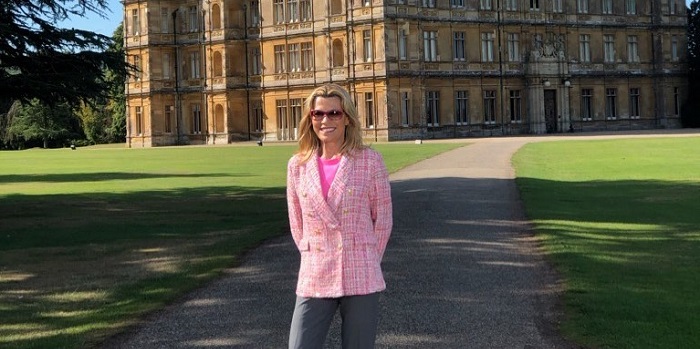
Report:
60,0,696,37
58,0,123,36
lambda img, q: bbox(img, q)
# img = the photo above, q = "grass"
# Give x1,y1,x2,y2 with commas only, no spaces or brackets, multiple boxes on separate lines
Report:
512,137,700,349
0,141,463,349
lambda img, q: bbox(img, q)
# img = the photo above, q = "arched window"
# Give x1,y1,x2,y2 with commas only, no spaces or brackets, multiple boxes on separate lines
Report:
213,51,223,77
212,4,222,29
214,104,225,133
332,39,344,67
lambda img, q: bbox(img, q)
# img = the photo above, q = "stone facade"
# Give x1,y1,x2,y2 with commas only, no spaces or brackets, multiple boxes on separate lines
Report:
123,0,688,147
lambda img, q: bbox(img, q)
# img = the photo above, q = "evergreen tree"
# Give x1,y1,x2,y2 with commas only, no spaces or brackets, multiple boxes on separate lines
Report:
0,0,128,107
106,23,127,142
8,100,82,148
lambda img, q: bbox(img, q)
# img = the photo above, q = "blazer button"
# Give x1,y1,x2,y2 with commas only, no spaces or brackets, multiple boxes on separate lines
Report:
342,209,348,215
315,229,321,235
302,192,307,197
315,246,322,252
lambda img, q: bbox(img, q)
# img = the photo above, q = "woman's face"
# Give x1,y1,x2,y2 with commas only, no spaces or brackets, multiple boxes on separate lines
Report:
311,96,349,147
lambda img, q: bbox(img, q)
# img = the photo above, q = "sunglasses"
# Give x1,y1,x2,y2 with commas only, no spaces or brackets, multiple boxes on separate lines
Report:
310,109,345,120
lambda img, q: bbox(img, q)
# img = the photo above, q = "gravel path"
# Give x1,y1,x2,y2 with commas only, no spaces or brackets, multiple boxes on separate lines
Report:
102,131,699,349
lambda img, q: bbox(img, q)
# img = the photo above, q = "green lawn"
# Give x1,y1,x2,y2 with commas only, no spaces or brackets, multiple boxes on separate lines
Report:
513,137,700,349
0,142,463,349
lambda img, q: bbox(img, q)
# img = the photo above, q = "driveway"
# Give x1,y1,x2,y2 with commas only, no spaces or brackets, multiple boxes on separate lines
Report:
102,130,699,349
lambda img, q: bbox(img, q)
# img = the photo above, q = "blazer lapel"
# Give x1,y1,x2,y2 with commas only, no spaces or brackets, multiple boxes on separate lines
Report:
326,155,350,213
303,154,340,227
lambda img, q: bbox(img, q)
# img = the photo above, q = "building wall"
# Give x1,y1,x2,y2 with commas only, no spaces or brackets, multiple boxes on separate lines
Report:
123,0,688,147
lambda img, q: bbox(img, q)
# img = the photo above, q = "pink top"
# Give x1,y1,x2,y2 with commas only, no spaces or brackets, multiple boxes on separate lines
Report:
317,156,341,200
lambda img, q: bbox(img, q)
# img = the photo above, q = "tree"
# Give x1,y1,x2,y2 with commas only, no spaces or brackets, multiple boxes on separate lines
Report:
8,100,81,148
0,0,128,107
105,23,127,142
683,1,700,127
75,101,110,144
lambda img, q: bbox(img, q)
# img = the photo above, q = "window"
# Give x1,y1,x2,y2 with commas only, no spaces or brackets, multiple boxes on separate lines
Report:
671,35,679,62
363,30,373,62
577,0,589,13
164,105,172,133
253,103,264,132
453,32,466,61
190,52,201,78
133,55,141,81
552,0,563,13
160,8,169,33
399,29,408,60
626,0,636,15
423,0,436,8
365,93,374,128
530,0,540,10
131,9,139,35
507,33,519,62
481,32,494,62
670,0,677,14
250,1,261,26
290,98,302,139
135,106,143,135
627,35,639,63
509,90,522,123
483,90,496,124
274,45,286,73
604,34,615,63
274,0,284,24
674,87,680,116
252,47,262,74
581,89,593,121
455,91,469,125
505,0,517,11
426,91,440,126
605,88,617,119
287,0,298,22
189,6,198,32
424,31,438,62
276,100,287,135
301,42,313,71
451,0,464,7
579,34,591,62
481,0,492,10
162,53,171,79
288,43,300,72
400,92,410,126
192,104,202,134
602,0,613,14
300,0,311,21
629,88,640,119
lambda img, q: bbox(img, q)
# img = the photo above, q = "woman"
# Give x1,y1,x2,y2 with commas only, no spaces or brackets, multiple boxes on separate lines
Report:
286,83,393,349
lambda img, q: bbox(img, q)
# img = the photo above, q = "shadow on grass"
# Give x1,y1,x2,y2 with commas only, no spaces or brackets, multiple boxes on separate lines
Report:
0,184,287,250
516,177,700,349
0,172,245,184
0,184,289,349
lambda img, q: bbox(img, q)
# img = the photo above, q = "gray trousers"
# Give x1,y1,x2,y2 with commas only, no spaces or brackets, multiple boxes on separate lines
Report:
288,292,381,349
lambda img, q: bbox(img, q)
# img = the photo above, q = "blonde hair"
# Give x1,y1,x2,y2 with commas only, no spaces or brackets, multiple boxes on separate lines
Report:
296,83,365,163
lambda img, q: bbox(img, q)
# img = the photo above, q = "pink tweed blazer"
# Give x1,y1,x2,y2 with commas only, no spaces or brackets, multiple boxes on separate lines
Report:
286,147,393,298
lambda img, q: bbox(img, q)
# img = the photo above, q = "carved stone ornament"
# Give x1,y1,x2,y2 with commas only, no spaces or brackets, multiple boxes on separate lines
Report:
532,34,565,59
